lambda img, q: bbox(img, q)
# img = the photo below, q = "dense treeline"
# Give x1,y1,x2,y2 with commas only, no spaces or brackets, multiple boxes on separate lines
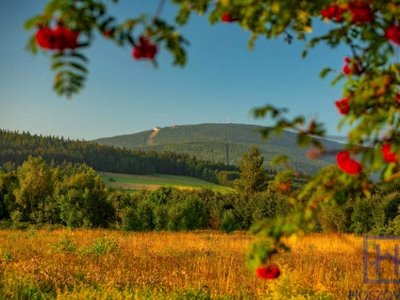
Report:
2,157,400,236
0,129,238,184
0,157,289,230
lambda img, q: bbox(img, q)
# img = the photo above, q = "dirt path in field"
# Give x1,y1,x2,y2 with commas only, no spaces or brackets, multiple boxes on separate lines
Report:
105,182,161,190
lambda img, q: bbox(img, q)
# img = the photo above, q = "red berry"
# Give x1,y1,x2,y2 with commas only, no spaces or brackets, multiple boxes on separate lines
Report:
348,2,374,24
335,98,350,115
385,25,400,45
132,36,158,60
255,265,281,279
36,26,78,51
222,13,233,23
321,5,346,22
342,64,351,75
336,151,362,175
382,143,398,163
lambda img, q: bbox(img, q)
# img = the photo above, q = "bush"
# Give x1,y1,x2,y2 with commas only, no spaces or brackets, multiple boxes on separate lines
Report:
351,199,373,234
148,187,174,206
167,203,184,231
121,200,154,231
383,192,400,225
318,198,354,233
153,204,169,231
167,196,206,231
181,196,206,230
221,210,237,233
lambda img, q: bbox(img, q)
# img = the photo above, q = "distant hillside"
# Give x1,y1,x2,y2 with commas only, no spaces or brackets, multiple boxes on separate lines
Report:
94,123,344,174
0,129,238,184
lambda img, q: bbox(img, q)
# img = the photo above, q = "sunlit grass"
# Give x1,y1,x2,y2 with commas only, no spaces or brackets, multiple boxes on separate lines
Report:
99,172,234,193
1,230,399,299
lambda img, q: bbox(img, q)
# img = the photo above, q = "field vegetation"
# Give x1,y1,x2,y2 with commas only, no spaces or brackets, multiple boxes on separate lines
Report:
1,229,399,299
2,151,400,299
99,172,234,193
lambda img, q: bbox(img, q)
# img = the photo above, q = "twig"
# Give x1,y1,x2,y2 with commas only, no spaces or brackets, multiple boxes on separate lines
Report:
154,0,167,21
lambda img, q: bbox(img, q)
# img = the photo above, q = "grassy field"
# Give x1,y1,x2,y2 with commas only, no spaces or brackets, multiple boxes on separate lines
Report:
1,229,399,299
99,172,234,193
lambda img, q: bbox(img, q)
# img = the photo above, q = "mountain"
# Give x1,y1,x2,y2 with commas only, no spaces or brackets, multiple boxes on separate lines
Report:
94,123,344,174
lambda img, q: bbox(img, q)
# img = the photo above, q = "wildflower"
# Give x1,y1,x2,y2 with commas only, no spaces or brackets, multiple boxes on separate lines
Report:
132,36,158,60
256,265,281,279
385,25,400,45
336,151,362,175
382,143,398,163
348,2,374,24
335,98,350,115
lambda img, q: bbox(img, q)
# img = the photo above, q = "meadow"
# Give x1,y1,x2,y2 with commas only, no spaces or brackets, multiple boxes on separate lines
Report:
1,229,399,299
99,172,234,193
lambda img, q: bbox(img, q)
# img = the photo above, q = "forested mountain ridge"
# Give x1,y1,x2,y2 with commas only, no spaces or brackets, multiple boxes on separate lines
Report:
0,129,237,184
94,123,344,174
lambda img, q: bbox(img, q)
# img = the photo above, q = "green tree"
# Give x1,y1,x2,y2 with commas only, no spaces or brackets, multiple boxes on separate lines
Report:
235,146,267,195
13,156,53,222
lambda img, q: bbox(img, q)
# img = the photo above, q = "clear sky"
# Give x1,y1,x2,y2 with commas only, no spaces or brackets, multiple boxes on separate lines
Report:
0,0,349,141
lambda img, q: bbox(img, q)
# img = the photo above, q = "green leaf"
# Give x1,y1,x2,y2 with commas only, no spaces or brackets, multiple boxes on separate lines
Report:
69,62,88,74
271,155,289,165
69,52,89,63
51,61,65,71
319,67,332,79
331,73,344,86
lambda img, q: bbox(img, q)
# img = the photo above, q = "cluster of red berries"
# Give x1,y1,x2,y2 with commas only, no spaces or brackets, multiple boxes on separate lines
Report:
132,36,158,60
255,265,281,279
322,3,400,45
385,25,400,45
321,2,373,24
348,2,374,23
382,143,399,163
335,98,350,115
336,151,362,175
222,13,238,23
342,57,362,76
36,26,79,51
321,5,346,22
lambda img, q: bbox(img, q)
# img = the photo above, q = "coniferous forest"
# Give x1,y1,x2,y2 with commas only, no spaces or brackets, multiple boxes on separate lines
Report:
0,129,239,184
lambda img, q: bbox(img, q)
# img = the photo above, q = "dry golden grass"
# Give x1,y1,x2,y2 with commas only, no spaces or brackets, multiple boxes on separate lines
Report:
0,230,399,299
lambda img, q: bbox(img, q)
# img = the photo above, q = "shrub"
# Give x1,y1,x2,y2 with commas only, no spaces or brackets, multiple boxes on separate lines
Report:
51,232,77,253
167,203,184,231
221,210,237,233
148,186,174,206
121,200,154,231
153,204,169,231
351,197,375,234
181,196,206,230
80,234,119,256
383,192,400,225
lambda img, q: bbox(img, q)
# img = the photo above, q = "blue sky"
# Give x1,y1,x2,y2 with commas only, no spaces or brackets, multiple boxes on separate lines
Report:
0,1,349,140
